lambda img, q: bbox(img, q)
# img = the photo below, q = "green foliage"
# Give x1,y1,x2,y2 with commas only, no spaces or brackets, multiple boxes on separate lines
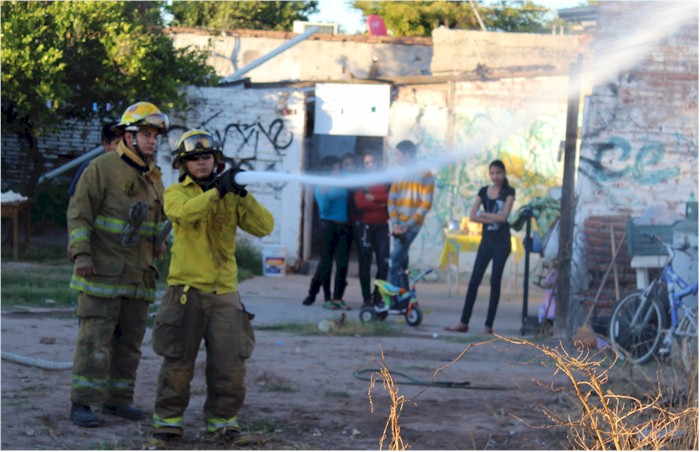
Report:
510,195,560,235
1,1,216,133
30,178,70,228
1,1,218,192
352,0,553,37
167,1,319,31
236,239,263,278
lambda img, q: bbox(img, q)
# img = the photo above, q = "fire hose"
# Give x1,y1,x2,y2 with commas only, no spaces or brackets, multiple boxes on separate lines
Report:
1,352,73,370
352,368,509,390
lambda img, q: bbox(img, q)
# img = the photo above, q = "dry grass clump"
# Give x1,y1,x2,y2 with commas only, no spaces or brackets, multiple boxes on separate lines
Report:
367,350,408,451
366,337,697,450
502,337,698,450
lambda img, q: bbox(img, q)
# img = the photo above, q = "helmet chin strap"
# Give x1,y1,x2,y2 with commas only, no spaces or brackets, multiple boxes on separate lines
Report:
130,130,148,162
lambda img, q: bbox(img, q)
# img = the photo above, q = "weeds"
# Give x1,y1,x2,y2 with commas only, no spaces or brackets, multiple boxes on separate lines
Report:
500,337,698,450
368,349,407,451
366,337,698,450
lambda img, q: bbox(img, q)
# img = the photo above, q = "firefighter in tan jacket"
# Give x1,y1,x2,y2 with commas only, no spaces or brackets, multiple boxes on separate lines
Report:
67,102,169,428
150,129,273,448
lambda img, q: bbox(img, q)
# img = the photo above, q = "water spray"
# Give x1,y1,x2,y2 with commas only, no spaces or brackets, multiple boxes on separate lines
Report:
233,2,698,190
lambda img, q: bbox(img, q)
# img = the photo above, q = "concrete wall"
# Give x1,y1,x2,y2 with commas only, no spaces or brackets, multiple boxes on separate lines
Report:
167,28,433,82
431,27,581,75
573,1,699,297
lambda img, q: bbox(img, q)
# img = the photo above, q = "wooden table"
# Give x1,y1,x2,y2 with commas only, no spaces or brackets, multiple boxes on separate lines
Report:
1,200,31,260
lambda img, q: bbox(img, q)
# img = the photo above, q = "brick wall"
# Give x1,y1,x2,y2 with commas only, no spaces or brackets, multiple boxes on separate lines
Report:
581,215,636,316
1,119,104,194
573,2,698,306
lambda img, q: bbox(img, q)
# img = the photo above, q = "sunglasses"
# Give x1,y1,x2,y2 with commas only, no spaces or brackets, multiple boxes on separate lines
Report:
183,153,213,162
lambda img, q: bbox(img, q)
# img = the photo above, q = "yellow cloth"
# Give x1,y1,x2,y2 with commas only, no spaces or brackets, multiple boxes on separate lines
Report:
439,232,524,270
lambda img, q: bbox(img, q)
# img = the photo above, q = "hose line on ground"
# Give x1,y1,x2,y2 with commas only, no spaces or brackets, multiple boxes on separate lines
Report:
1,352,73,370
353,368,509,390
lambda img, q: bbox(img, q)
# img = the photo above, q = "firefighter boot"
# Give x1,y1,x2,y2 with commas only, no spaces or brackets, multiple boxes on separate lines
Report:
70,403,100,428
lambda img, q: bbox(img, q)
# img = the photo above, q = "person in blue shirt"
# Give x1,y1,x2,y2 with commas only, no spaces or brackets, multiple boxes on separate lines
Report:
65,123,121,260
302,156,353,310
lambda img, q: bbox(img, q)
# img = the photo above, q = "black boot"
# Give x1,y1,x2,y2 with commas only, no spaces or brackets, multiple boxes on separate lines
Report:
102,404,146,421
70,403,100,428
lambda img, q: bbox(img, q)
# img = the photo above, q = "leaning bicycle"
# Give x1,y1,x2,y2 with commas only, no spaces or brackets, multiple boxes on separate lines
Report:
608,235,698,372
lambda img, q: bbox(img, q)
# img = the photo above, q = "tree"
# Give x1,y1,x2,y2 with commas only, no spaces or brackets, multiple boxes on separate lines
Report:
167,1,319,32
1,1,217,193
351,1,552,37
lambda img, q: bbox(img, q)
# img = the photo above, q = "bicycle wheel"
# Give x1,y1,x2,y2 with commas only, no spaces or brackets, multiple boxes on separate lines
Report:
609,289,667,365
678,310,698,375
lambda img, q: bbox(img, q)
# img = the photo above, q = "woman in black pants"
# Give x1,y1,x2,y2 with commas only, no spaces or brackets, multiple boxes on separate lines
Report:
445,160,515,334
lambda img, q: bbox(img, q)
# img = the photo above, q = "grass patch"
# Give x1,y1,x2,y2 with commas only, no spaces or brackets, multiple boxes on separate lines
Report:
246,417,283,433
1,237,260,312
1,260,75,310
255,320,400,336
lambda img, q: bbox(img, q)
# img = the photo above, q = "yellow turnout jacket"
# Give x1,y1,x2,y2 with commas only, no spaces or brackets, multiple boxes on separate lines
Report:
164,175,274,294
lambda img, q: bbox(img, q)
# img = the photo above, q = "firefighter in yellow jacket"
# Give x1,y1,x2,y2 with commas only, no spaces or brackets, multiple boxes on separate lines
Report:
150,129,274,448
67,102,170,427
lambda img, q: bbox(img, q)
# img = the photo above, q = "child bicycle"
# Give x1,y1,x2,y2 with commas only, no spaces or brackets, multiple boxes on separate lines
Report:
608,234,698,372
359,268,433,327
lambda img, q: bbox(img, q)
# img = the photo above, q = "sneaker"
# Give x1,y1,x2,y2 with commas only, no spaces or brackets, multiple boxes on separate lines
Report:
333,299,351,311
148,432,180,450
302,296,315,306
323,300,339,310
102,404,146,421
70,403,100,428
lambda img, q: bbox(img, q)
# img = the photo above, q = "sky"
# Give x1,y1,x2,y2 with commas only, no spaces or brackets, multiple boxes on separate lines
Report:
307,0,588,35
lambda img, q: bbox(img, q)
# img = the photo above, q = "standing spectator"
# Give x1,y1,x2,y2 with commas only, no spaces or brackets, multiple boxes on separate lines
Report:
340,152,360,303
386,140,434,289
445,160,515,334
354,151,390,306
67,102,169,428
150,129,273,448
66,123,122,260
302,156,352,310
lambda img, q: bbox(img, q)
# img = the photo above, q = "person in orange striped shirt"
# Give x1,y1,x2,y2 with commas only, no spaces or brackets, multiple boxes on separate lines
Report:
386,140,434,291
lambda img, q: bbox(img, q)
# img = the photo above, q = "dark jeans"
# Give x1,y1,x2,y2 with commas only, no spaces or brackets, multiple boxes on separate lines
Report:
355,221,390,303
307,220,352,301
459,237,511,328
388,225,420,288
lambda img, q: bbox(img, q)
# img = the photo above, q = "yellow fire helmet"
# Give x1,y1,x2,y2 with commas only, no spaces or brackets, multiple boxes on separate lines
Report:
172,129,223,169
115,102,169,134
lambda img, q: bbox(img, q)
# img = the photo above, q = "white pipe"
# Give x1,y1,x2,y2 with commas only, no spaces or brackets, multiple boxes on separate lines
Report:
38,145,103,183
219,26,319,84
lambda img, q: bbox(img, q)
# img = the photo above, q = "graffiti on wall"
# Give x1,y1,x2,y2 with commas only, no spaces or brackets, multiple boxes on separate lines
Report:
159,113,295,197
580,135,681,185
405,109,566,270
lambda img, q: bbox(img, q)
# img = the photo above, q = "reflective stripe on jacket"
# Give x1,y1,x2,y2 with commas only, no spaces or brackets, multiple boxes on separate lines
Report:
67,143,166,301
165,175,274,294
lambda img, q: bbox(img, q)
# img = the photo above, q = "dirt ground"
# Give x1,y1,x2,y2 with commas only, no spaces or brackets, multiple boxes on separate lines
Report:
0,307,585,450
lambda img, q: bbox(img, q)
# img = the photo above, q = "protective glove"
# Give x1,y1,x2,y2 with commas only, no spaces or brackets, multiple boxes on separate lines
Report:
214,167,248,198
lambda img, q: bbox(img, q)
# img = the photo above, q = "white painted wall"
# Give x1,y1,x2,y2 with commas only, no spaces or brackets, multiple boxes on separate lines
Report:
156,86,308,265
